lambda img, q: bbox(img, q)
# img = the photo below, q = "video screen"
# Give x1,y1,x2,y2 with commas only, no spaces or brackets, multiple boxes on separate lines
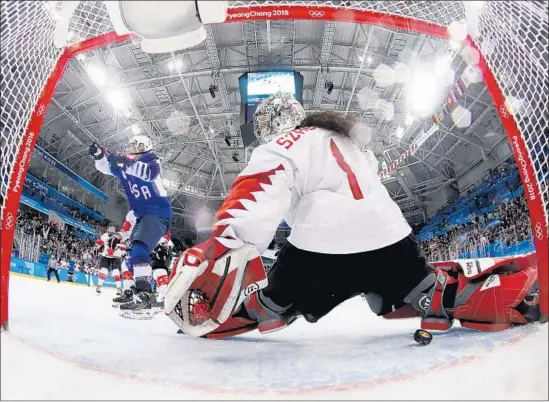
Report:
247,72,296,98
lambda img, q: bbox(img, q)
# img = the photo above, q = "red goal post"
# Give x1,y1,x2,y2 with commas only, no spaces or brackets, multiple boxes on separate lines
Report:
1,1,547,329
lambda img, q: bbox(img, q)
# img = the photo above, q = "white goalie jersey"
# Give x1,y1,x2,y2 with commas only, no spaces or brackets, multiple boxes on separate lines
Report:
212,126,412,254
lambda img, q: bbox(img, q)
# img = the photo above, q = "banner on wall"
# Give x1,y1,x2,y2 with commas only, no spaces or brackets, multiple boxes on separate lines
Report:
10,257,117,288
20,194,98,235
33,145,108,202
26,173,104,222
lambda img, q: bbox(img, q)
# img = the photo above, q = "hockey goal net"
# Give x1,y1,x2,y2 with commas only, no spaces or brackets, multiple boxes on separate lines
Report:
1,1,547,329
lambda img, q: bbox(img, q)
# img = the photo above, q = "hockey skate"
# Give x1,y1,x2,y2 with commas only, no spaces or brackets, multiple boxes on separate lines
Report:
112,289,133,308
95,285,102,295
150,294,165,311
119,291,157,320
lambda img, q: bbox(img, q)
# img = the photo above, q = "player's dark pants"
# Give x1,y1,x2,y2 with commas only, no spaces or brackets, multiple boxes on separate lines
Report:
46,268,60,283
99,256,122,271
261,234,433,323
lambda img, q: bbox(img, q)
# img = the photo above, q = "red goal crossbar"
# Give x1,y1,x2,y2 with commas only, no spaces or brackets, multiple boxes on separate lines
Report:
1,4,547,329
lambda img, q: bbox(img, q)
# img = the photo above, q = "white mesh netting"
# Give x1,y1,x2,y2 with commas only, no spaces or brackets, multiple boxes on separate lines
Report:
0,1,548,323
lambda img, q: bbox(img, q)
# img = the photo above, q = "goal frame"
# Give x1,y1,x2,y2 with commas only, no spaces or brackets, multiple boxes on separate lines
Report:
1,4,547,329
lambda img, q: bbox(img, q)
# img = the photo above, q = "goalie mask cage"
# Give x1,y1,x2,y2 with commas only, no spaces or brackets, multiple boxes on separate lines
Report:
0,1,547,329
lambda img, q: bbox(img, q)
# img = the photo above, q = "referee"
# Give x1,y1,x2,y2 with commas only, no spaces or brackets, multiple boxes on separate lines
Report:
46,257,60,283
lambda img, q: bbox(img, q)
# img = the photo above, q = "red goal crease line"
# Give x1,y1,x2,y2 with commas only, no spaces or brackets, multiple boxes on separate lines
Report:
0,4,547,329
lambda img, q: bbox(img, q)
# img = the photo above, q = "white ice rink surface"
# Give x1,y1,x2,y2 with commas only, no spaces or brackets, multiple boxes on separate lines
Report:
1,274,548,400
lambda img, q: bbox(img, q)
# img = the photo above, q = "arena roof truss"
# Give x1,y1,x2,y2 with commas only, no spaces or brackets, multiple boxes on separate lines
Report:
35,1,509,227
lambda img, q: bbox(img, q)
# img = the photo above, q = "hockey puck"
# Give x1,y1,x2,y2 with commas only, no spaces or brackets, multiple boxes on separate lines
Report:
176,329,184,334
413,329,433,345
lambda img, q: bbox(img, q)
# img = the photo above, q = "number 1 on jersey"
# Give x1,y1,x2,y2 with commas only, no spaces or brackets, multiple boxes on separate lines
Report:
330,139,364,200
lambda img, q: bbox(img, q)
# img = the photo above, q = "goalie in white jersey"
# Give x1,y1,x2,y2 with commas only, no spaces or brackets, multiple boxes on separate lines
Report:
165,93,541,339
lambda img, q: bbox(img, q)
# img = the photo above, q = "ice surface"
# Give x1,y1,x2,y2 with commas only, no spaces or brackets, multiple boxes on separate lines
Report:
1,274,548,400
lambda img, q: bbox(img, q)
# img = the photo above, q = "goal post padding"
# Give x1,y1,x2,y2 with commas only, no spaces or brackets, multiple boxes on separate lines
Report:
1,2,547,330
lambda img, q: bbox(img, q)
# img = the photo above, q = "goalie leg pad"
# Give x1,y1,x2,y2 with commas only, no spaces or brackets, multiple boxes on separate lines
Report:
421,270,454,331
452,258,538,331
203,314,259,339
245,291,295,334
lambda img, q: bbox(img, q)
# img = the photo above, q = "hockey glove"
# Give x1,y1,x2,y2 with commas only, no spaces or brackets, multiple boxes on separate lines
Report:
107,153,133,170
88,142,104,160
164,238,268,337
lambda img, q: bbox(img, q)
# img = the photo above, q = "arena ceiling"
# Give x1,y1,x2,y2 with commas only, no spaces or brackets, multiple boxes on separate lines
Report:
33,1,509,234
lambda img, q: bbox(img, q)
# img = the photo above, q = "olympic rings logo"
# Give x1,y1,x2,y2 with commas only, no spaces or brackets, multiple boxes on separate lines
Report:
499,105,510,119
37,103,46,117
309,10,325,17
5,212,14,230
534,221,545,241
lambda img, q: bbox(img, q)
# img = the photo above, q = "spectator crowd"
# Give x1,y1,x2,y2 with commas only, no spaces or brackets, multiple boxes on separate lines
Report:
24,170,103,227
11,156,544,275
413,160,537,261
16,205,98,263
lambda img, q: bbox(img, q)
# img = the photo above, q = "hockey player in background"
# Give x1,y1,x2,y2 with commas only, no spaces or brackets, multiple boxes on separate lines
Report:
112,210,137,306
89,136,172,313
164,92,541,339
150,232,174,305
95,223,125,295
111,209,173,315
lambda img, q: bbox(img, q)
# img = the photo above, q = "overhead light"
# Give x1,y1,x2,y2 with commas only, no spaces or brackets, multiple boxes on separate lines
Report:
76,53,86,62
395,126,405,138
209,127,215,135
209,84,218,98
232,152,239,162
169,59,183,72
86,64,107,87
405,67,445,118
359,55,373,65
224,137,231,146
130,124,141,134
107,89,130,111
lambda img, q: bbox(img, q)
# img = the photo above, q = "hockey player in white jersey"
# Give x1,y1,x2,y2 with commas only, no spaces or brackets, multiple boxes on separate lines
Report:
111,210,137,306
164,93,541,339
95,223,125,295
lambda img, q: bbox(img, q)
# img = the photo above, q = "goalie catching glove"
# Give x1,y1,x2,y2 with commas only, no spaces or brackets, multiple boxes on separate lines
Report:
163,238,268,337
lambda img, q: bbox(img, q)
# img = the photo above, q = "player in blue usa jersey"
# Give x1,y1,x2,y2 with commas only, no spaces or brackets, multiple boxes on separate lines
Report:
89,135,172,314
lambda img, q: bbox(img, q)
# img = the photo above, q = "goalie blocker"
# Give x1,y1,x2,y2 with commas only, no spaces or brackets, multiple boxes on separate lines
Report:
165,236,541,338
